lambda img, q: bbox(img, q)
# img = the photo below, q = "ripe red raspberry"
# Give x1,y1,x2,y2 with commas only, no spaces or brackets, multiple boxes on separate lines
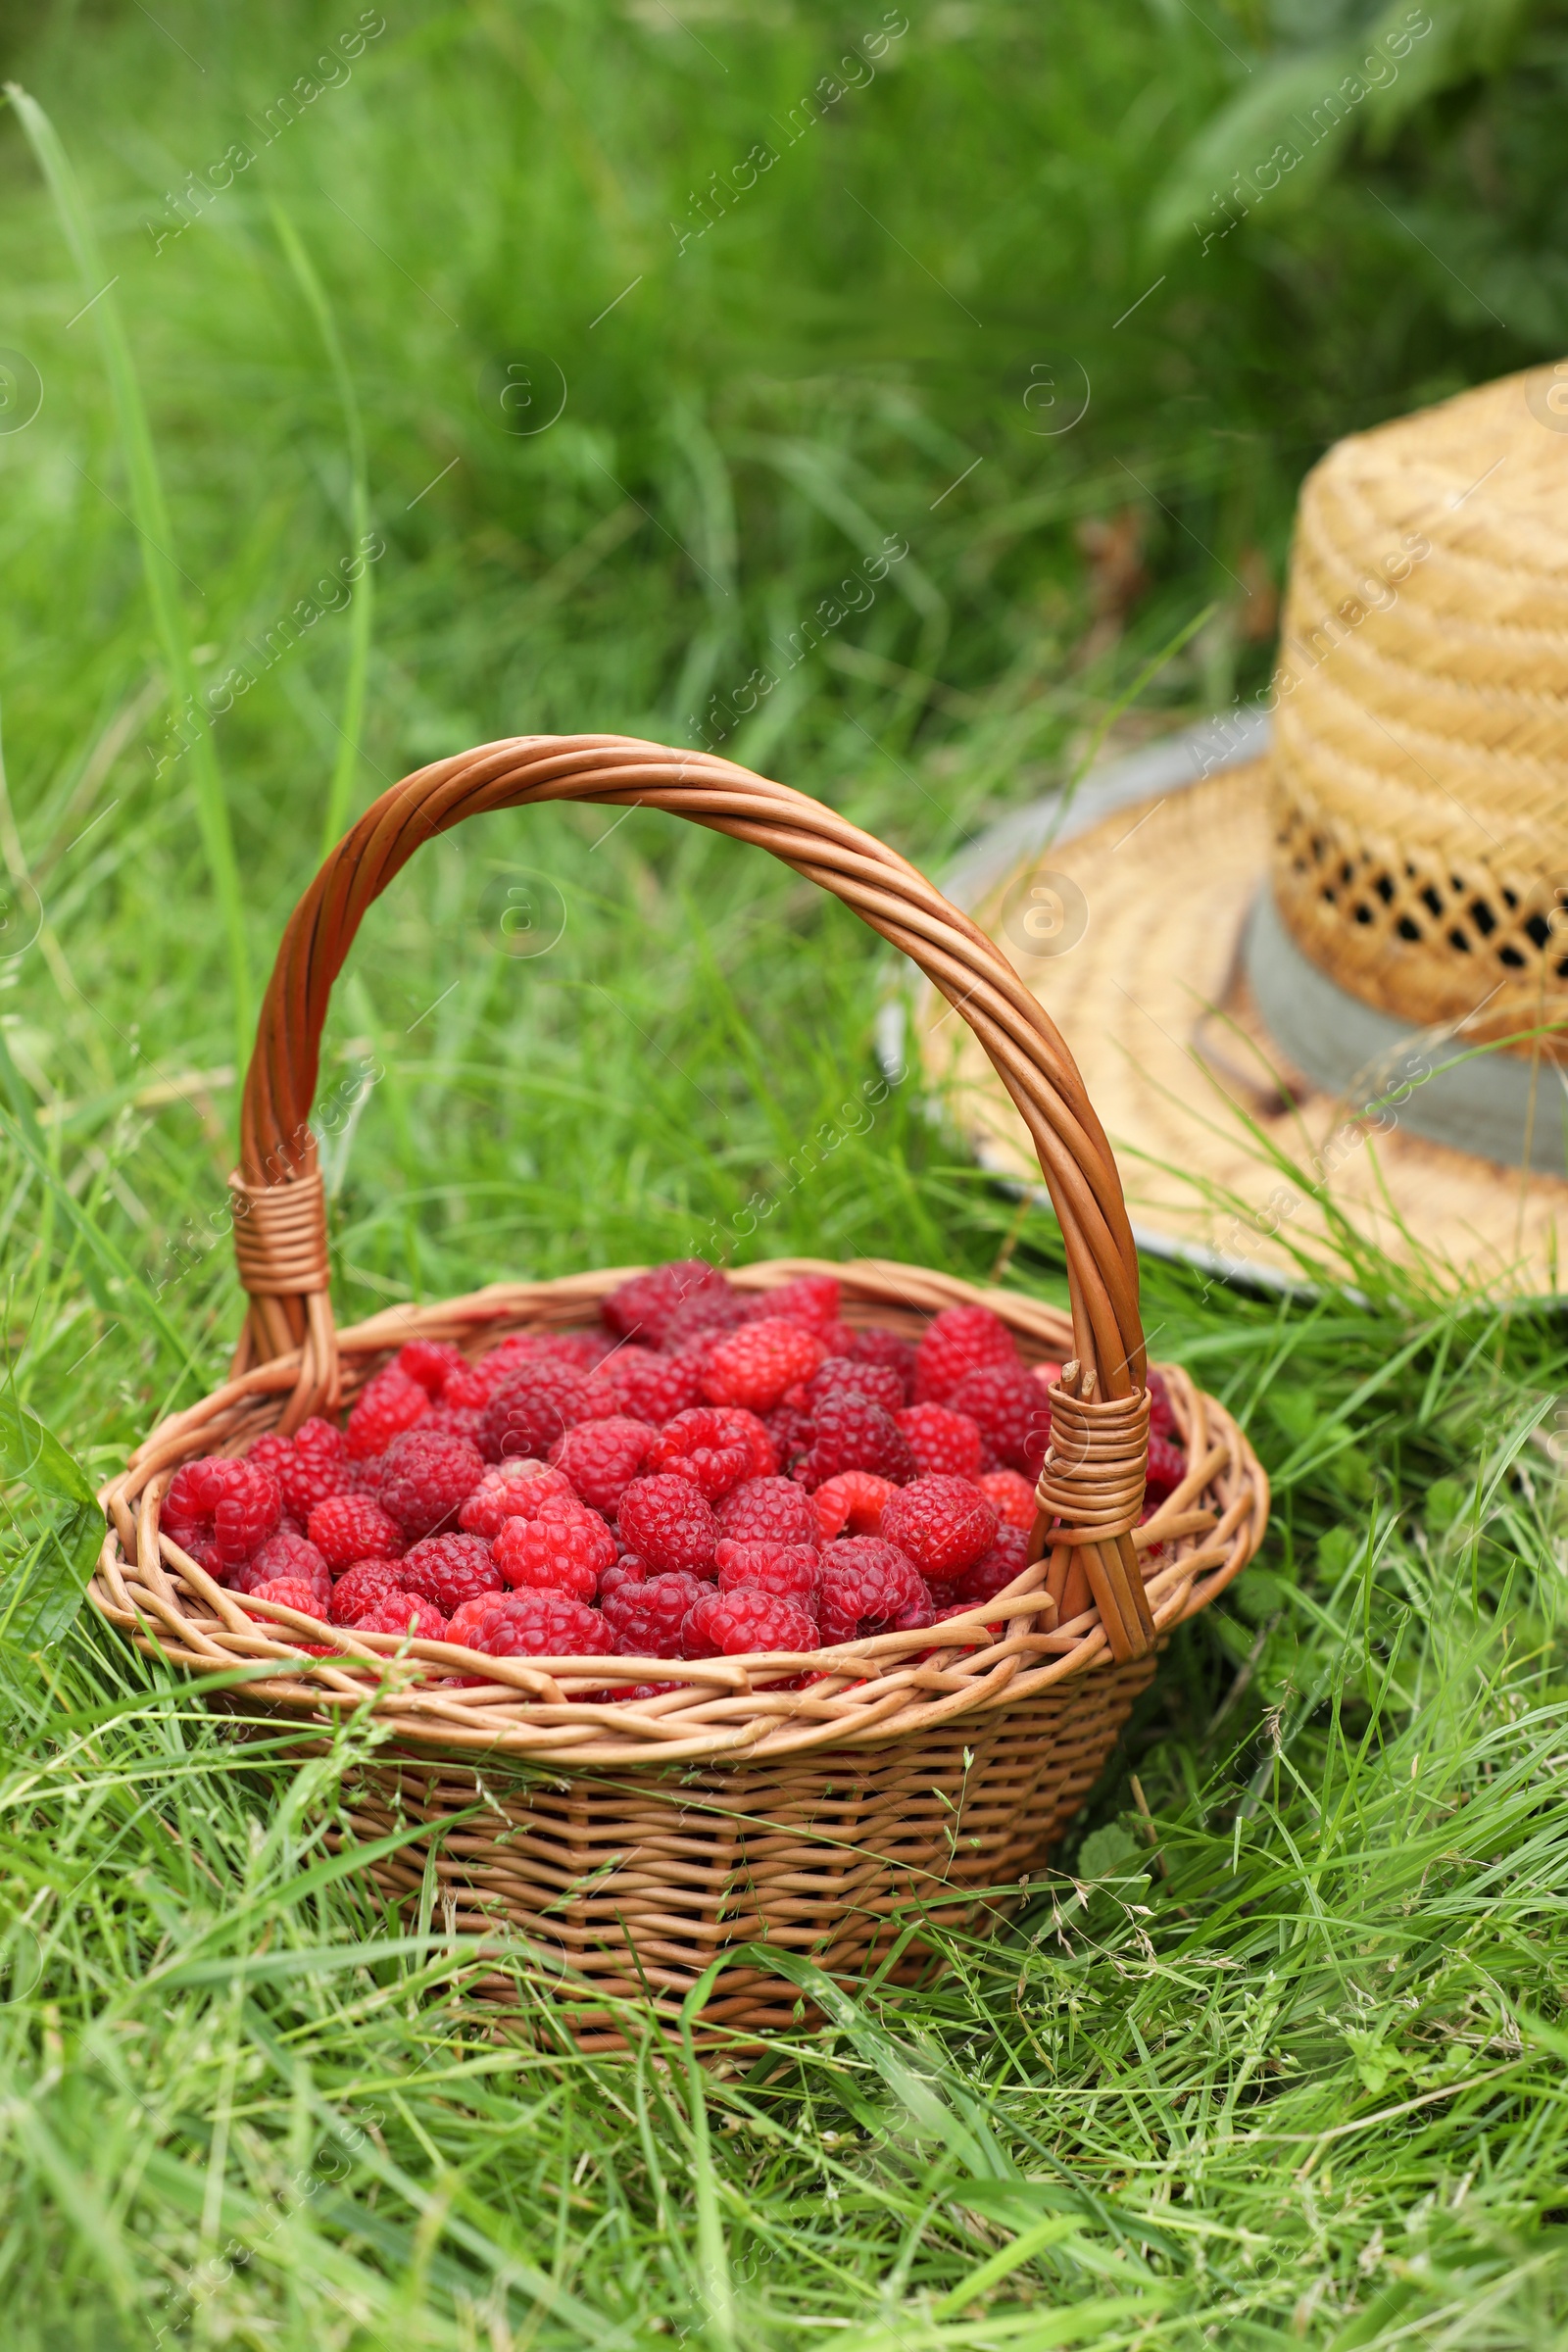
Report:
583,1344,703,1426
762,1403,816,1470
663,1289,749,1352
700,1317,826,1413
458,1461,577,1538
599,1554,648,1599
616,1475,717,1574
1146,1432,1187,1500
230,1531,331,1601
1147,1366,1177,1439
842,1325,917,1400
442,1361,491,1410
375,1427,485,1538
792,1356,906,1418
418,1404,486,1447
549,1416,658,1512
935,1526,1030,1608
282,1417,351,1517
896,1403,984,1481
913,1304,1019,1403
683,1588,817,1657
331,1558,413,1624
602,1260,730,1346
449,1591,613,1657
493,1508,615,1599
307,1494,406,1569
977,1470,1037,1531
810,1470,895,1541
817,1539,931,1642
244,1576,327,1623
645,1408,754,1500
761,1274,842,1333
397,1533,502,1614
715,1475,818,1548
477,1365,592,1462
794,1393,915,1492
713,1540,819,1611
948,1364,1053,1478
163,1454,281,1568
345,1365,430,1459
396,1339,467,1396
602,1569,709,1656
880,1475,998,1581
353,1590,449,1642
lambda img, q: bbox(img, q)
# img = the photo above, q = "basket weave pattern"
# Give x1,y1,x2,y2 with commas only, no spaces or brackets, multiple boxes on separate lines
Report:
91,737,1268,2031
1271,365,1568,1056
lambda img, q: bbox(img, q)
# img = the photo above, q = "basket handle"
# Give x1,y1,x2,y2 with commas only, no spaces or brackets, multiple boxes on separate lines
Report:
231,735,1156,1655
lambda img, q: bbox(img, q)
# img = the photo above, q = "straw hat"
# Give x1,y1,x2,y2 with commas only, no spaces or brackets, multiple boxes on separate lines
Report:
910,364,1568,1296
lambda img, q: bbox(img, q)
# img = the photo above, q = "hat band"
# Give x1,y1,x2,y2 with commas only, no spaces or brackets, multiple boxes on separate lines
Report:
1246,888,1568,1176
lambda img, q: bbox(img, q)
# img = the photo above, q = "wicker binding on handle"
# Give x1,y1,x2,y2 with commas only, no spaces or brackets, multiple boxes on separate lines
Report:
229,735,1157,1654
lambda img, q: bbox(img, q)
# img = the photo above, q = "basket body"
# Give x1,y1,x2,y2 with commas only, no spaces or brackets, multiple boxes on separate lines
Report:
95,1260,1264,2038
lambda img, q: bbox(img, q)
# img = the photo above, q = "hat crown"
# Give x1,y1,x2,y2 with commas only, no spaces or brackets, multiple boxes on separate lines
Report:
1271,362,1568,1054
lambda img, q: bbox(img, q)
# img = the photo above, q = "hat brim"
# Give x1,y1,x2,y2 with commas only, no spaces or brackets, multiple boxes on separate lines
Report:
914,740,1568,1298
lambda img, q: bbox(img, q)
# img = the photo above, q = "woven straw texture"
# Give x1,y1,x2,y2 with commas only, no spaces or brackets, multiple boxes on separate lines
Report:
928,761,1568,1296
89,736,1268,2034
1271,363,1568,1055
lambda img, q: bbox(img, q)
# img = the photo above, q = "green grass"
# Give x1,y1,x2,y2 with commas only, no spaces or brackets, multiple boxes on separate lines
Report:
1,0,1568,2342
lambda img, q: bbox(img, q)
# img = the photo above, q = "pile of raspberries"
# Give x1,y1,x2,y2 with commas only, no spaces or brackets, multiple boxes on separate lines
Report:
159,1262,1186,1669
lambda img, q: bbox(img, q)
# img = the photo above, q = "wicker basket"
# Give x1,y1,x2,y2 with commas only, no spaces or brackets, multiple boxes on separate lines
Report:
91,735,1268,2043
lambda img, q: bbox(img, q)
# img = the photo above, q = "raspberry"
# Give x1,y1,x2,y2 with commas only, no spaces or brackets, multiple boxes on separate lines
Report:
331,1558,414,1624
493,1508,615,1599
583,1345,704,1427
282,1417,351,1517
645,1408,754,1500
793,1356,906,1418
913,1304,1019,1403
163,1454,281,1568
896,1403,984,1481
716,1408,778,1480
701,1318,826,1413
602,1569,709,1656
602,1260,730,1346
713,1540,819,1610
307,1494,406,1569
1146,1432,1187,1500
477,1366,592,1462
936,1526,1029,1608
345,1366,430,1458
442,1362,491,1411
663,1289,749,1351
715,1475,818,1548
449,1591,613,1657
396,1339,467,1396
794,1393,915,1492
682,1588,817,1657
230,1531,331,1601
397,1533,502,1614
977,1470,1037,1531
1145,1364,1176,1437
760,1274,842,1333
244,1431,296,1498
458,1460,578,1538
549,1416,658,1512
478,1331,607,1389
817,1540,931,1643
762,1403,816,1470
616,1475,717,1574
948,1364,1053,1478
353,1590,449,1642
843,1325,917,1400
418,1405,485,1447
810,1470,895,1541
599,1554,649,1600
376,1427,486,1538
244,1576,326,1622
880,1475,998,1580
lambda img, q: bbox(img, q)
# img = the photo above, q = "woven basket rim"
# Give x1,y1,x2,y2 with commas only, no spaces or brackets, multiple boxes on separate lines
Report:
92,1256,1268,1767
